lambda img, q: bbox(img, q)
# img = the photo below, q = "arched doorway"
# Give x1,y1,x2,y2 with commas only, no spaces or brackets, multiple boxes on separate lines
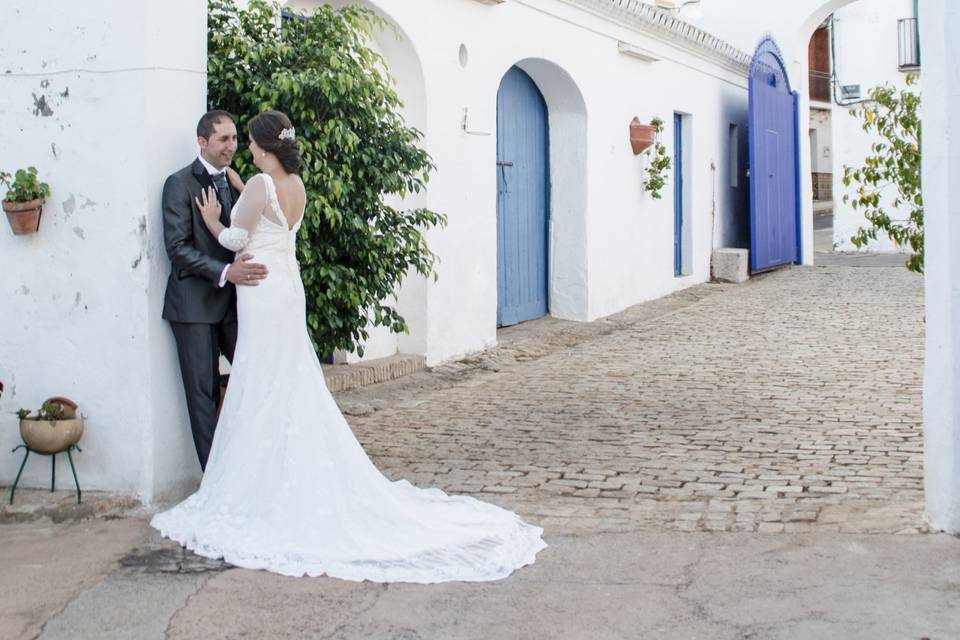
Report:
496,66,550,327
493,58,587,325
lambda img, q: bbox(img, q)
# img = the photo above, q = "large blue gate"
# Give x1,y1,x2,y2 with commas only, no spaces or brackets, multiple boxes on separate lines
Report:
496,66,550,327
748,37,801,272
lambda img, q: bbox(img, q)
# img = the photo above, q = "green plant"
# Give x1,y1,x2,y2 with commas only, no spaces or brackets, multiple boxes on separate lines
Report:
207,0,446,358
39,400,66,421
17,401,68,423
642,118,672,200
0,166,51,203
843,74,922,273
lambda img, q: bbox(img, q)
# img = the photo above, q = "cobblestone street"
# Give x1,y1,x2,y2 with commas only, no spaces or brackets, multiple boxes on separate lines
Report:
342,255,926,536
5,255,953,640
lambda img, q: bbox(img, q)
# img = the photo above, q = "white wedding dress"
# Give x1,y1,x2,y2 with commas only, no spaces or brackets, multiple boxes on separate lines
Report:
152,173,546,582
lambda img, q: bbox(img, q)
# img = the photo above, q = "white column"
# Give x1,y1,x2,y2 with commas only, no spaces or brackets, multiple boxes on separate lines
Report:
920,0,960,533
0,0,206,502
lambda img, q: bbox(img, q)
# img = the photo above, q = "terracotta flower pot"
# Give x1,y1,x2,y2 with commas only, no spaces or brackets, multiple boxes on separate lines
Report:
629,118,658,155
3,198,43,235
19,416,84,454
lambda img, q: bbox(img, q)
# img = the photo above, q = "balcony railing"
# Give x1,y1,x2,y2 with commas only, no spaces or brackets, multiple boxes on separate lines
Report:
809,70,831,103
898,18,921,70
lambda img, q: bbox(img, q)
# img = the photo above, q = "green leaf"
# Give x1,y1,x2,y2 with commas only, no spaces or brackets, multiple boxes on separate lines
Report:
207,0,443,354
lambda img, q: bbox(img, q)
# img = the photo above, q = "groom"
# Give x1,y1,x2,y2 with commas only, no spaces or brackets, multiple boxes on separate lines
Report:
161,109,268,471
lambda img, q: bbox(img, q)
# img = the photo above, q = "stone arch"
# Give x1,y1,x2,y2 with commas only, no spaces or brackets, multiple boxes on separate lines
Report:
495,58,589,321
790,0,861,265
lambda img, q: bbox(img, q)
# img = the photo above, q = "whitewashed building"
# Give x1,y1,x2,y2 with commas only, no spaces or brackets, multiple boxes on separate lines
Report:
306,0,756,365
697,0,921,257
0,0,753,500
2,0,956,533
800,0,920,252
699,0,959,534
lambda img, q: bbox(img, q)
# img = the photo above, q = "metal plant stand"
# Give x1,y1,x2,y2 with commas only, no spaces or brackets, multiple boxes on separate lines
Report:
8,443,82,505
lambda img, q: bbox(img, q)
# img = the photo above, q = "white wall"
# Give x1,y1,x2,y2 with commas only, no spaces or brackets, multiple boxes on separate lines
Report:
809,108,833,175
830,0,916,252
920,0,960,535
0,0,207,502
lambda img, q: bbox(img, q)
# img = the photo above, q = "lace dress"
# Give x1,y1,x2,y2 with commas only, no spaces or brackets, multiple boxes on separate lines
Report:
151,173,546,582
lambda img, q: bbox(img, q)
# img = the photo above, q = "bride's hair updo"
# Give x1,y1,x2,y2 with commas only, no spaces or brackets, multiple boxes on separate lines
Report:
248,110,301,174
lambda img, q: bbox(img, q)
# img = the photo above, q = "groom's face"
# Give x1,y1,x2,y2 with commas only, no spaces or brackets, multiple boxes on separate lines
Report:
198,119,238,170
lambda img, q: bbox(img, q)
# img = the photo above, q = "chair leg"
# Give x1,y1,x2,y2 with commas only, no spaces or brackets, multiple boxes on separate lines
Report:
66,445,82,504
9,445,29,505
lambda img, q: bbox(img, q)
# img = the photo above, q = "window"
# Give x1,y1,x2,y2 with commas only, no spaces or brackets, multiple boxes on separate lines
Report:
898,17,921,70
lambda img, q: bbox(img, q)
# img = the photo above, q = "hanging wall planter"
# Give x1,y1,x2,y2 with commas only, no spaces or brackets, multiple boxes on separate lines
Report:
3,198,44,235
1,166,50,235
630,117,658,155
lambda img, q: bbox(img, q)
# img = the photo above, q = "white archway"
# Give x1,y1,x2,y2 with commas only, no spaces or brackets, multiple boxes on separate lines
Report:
495,58,589,322
788,0,860,265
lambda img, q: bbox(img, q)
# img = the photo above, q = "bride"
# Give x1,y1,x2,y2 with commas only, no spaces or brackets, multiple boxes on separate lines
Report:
151,110,546,582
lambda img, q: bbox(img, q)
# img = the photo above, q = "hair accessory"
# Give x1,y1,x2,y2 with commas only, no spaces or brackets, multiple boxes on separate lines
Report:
278,127,296,141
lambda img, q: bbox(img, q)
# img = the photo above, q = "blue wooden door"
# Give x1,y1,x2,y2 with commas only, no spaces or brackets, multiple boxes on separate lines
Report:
674,114,683,276
497,66,549,327
748,37,801,272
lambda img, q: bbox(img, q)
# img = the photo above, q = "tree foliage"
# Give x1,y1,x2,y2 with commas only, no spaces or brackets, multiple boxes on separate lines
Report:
207,0,446,356
642,117,672,200
843,74,922,272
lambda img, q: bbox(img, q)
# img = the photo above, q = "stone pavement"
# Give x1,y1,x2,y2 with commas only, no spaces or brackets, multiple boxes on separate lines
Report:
340,257,927,537
3,254,957,640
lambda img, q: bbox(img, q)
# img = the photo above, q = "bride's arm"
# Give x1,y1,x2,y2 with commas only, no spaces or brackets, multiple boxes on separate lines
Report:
199,174,268,252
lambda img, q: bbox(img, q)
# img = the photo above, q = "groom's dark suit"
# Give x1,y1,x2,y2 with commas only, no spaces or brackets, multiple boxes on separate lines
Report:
162,159,241,470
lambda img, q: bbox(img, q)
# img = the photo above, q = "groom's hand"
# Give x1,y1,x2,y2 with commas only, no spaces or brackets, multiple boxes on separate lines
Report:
226,254,268,286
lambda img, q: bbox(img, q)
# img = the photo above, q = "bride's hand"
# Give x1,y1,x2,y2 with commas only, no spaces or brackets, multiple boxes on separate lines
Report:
226,167,245,193
195,187,222,228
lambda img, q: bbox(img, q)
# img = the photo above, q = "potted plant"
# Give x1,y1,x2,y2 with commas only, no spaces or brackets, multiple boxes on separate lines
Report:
17,397,84,454
1,166,51,235
630,116,658,155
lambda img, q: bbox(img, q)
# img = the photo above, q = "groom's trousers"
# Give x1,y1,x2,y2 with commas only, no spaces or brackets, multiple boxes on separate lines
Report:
170,310,238,471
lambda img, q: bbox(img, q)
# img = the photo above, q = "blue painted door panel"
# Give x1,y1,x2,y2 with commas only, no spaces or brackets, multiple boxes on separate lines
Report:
497,66,549,327
748,38,801,273
674,113,683,276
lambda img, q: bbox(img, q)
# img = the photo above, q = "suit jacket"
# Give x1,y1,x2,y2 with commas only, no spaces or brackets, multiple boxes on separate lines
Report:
161,159,240,323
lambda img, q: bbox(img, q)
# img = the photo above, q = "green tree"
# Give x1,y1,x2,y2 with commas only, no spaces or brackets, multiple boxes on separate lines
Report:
843,74,922,273
207,0,446,356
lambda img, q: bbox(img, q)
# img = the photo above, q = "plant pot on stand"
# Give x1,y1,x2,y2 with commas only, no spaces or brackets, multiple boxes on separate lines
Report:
10,397,84,505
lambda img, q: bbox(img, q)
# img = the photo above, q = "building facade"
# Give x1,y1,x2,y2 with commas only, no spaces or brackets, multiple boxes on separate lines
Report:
0,0,752,499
